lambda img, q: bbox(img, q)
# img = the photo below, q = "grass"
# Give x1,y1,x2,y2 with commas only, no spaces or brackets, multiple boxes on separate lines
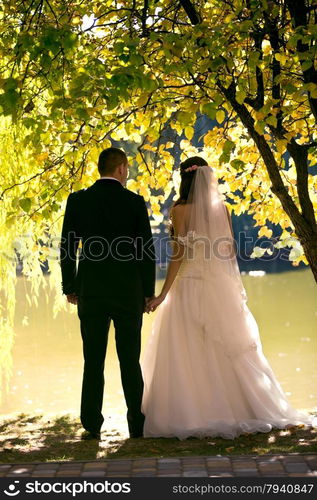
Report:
0,412,316,464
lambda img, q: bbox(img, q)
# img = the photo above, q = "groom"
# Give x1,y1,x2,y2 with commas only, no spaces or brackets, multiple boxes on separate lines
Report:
60,147,156,440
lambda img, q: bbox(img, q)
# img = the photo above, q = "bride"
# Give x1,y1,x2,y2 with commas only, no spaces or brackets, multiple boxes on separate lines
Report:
141,156,316,440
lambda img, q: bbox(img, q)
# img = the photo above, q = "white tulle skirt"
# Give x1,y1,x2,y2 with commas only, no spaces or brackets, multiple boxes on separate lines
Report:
141,270,316,440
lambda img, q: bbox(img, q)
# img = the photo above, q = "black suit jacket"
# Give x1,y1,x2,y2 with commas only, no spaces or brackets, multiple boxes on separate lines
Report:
60,179,156,301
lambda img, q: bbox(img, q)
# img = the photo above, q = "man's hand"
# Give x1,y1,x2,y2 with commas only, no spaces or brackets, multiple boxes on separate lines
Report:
66,293,78,305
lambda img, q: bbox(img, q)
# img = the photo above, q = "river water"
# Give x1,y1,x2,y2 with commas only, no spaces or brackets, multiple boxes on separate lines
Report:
1,269,316,433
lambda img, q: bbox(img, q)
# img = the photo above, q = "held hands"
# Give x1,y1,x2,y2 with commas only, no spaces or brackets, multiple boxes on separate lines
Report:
66,293,78,305
145,293,166,313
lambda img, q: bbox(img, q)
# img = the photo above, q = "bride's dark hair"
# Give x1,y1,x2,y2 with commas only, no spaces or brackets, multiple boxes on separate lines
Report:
174,156,208,207
170,156,208,237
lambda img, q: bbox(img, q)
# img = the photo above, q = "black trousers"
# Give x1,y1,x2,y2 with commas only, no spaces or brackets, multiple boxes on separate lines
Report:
77,296,145,435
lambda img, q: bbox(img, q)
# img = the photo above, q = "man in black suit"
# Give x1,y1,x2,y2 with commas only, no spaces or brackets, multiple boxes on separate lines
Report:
60,147,156,440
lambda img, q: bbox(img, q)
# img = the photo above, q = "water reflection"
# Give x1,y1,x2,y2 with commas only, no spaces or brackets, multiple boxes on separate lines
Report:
1,270,316,433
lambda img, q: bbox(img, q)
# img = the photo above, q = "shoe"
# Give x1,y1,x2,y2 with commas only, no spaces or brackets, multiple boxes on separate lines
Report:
128,413,145,438
81,430,101,440
129,431,143,438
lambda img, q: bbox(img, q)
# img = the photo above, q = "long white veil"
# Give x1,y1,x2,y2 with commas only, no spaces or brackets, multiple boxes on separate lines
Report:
184,165,240,277
179,165,261,358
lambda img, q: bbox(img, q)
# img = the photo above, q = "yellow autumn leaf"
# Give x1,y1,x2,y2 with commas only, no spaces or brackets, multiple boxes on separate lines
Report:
275,52,287,64
35,152,49,163
126,180,138,192
216,110,225,124
258,226,273,238
136,94,149,107
184,126,194,140
71,16,82,25
276,140,288,154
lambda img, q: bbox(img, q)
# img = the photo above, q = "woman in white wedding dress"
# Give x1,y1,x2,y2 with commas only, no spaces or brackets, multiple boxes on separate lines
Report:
141,156,316,440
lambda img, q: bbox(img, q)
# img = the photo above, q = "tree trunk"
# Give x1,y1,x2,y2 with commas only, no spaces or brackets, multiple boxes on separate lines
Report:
217,80,317,284
299,235,317,284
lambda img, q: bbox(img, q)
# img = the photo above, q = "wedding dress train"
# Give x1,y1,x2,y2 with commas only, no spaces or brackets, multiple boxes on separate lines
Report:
141,260,315,439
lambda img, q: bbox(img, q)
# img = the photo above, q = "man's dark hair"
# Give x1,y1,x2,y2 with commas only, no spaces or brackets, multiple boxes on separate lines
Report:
98,147,127,175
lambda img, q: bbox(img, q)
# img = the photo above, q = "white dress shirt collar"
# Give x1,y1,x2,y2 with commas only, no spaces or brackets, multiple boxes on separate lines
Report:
99,176,121,182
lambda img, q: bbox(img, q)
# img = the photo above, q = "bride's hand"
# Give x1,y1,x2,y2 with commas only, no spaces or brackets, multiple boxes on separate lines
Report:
147,293,166,313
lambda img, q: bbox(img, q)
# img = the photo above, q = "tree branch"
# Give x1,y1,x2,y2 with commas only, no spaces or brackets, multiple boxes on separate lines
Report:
285,0,317,121
179,0,201,25
244,30,264,110
287,139,317,229
215,78,313,238
265,14,284,132
141,0,149,36
0,164,58,200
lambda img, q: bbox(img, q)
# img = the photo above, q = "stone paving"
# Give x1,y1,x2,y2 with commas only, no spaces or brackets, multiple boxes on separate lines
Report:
0,454,316,477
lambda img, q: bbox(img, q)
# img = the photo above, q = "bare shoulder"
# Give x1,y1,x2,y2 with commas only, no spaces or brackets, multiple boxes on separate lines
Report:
170,204,187,235
171,204,186,218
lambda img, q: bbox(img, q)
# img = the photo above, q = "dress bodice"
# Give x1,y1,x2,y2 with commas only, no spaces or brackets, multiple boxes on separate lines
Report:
177,232,208,279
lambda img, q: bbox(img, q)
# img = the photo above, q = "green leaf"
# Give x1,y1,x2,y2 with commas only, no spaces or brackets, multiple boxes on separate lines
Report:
285,83,297,94
209,57,225,70
41,28,60,55
236,90,246,105
6,216,17,228
239,20,253,31
119,54,129,63
231,159,245,170
265,115,277,127
223,140,235,155
76,107,90,121
0,90,20,116
301,60,313,71
19,198,32,212
51,202,60,212
40,53,51,71
23,118,37,128
113,42,125,54
105,94,119,110
177,111,193,126
62,31,78,51
219,152,230,165
11,198,20,208
3,78,19,91
41,208,51,219
254,120,266,135
201,102,216,120
52,98,72,111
